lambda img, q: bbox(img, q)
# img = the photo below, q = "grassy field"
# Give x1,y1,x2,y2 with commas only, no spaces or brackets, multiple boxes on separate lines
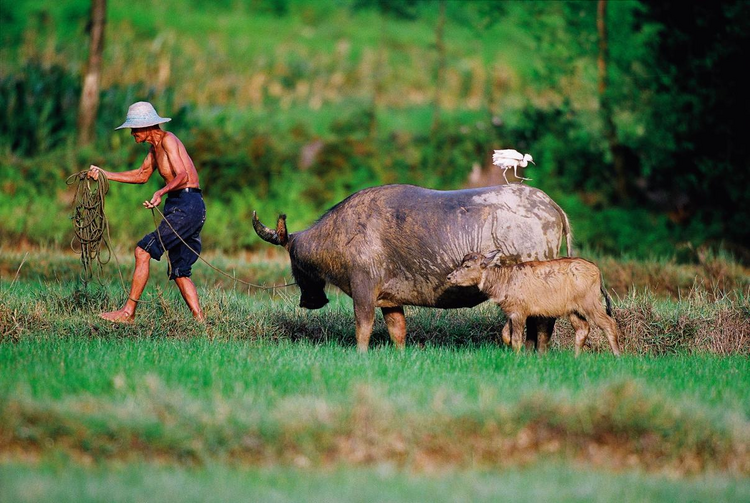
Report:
1,250,749,501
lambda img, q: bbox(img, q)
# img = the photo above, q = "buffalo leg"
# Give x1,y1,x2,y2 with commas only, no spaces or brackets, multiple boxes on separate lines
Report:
353,301,375,352
382,306,407,349
352,281,377,352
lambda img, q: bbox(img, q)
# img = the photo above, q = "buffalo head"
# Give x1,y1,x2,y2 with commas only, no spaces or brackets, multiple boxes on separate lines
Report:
291,260,329,309
252,211,329,310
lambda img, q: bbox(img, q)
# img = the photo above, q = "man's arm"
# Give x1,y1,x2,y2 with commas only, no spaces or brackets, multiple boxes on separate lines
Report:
88,149,156,184
144,134,189,209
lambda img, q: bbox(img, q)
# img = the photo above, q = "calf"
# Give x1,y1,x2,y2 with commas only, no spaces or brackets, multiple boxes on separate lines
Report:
447,252,621,356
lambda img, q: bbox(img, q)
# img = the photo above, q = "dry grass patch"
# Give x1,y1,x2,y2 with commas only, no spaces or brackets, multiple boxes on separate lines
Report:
552,288,749,355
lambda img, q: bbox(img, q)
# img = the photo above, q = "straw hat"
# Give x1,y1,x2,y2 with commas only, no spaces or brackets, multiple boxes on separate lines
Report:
115,101,171,130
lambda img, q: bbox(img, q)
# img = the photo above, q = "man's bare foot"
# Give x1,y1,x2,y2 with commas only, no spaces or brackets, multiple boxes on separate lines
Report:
193,311,205,323
98,309,135,323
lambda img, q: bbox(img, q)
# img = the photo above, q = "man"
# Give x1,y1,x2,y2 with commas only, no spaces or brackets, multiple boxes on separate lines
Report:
88,101,206,322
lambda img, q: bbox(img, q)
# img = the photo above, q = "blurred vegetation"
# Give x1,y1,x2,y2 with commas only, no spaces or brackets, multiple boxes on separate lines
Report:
1,0,748,259
3,463,748,503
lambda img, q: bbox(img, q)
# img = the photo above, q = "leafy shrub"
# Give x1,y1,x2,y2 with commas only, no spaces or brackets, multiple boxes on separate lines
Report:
0,62,79,156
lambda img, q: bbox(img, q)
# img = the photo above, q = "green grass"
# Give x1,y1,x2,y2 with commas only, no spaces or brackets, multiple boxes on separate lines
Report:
2,462,748,503
1,337,748,414
2,250,747,356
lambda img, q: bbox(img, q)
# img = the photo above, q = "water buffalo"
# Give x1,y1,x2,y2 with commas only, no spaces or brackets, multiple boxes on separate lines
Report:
253,183,572,352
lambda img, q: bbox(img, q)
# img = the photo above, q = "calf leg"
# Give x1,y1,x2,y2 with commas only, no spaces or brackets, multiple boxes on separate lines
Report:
589,308,622,357
501,322,511,346
569,313,590,357
536,317,556,353
509,314,527,353
382,306,406,350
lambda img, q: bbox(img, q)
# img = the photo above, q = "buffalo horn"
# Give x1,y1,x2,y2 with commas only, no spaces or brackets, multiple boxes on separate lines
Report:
252,211,288,246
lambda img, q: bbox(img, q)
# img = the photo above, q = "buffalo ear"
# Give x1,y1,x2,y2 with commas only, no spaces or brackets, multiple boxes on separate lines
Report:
276,214,288,246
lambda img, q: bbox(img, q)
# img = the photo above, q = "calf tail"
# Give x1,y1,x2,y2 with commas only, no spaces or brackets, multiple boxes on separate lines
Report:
600,273,614,317
550,199,574,256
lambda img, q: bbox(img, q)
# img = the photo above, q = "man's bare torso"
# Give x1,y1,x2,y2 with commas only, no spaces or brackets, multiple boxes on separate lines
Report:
152,132,200,189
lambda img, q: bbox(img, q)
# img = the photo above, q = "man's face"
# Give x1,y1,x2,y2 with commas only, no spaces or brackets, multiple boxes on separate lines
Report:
131,128,148,143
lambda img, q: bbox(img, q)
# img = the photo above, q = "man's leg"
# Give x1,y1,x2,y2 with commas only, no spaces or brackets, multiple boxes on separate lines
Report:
99,246,151,322
171,203,205,322
174,276,204,321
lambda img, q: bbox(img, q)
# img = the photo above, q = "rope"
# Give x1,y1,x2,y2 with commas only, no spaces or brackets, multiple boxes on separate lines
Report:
67,170,112,284
67,169,295,295
150,204,296,290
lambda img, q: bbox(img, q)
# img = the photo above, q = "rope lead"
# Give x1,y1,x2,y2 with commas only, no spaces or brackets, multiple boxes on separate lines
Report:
150,205,295,290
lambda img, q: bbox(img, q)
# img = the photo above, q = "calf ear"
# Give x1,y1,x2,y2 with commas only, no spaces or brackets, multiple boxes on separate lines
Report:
481,250,500,268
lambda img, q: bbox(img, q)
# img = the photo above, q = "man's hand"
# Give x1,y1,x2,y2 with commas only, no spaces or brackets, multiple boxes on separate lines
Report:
144,192,162,209
87,165,101,180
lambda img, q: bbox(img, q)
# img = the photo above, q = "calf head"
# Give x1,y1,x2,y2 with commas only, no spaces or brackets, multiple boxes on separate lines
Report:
447,252,486,286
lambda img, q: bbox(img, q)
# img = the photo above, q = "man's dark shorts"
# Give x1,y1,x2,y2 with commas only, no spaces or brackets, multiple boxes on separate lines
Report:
137,190,206,280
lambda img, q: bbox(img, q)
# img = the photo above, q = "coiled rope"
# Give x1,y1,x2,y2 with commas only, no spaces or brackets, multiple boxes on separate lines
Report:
67,169,295,292
67,170,113,284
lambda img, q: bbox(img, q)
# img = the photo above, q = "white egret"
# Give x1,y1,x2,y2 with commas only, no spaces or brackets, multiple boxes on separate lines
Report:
492,149,534,183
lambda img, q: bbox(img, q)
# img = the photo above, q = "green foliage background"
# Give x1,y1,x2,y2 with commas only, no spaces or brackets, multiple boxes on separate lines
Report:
1,0,748,257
